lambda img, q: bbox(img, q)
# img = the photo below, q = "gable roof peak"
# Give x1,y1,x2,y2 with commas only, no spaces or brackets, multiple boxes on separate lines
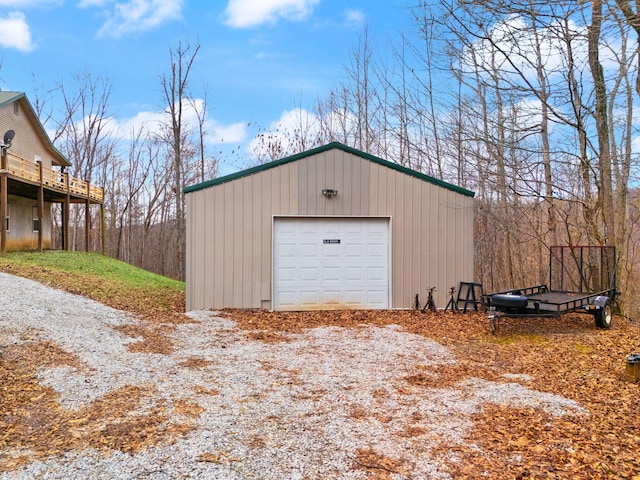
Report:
184,142,474,198
0,91,71,167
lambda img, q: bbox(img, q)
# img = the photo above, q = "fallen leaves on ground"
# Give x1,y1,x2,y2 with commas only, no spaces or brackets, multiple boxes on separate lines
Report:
1,264,639,479
354,448,412,479
223,308,640,478
0,341,192,473
113,324,176,354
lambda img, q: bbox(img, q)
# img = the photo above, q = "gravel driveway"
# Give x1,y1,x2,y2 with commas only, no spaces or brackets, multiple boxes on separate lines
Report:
0,272,587,479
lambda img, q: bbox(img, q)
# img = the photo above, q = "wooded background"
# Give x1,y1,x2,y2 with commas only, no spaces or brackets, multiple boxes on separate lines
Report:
36,1,640,317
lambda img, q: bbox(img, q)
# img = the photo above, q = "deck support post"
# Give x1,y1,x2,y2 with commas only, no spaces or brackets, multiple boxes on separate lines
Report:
85,181,90,252
0,175,6,255
63,170,70,251
0,148,7,255
100,203,105,255
38,161,43,252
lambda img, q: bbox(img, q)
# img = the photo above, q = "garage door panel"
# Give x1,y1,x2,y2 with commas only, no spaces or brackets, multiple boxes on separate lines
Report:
275,243,297,257
300,291,321,305
323,266,341,281
367,244,387,257
366,291,387,307
367,266,387,281
301,267,318,281
346,266,363,281
275,266,298,282
345,244,364,257
301,243,318,257
276,291,296,307
273,217,390,311
322,290,343,303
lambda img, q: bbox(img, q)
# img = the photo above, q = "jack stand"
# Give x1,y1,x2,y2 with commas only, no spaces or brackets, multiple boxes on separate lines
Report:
445,286,460,312
413,293,421,310
421,287,437,313
489,307,500,334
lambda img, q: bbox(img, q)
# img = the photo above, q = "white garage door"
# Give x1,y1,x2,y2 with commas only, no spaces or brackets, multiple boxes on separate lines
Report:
273,217,390,311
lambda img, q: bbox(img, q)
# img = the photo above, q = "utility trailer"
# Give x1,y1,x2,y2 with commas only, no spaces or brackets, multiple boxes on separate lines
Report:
483,246,618,332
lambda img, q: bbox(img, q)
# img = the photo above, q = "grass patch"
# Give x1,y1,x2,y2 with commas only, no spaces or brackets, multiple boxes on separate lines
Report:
0,251,185,316
483,333,549,346
1,251,181,289
573,343,592,354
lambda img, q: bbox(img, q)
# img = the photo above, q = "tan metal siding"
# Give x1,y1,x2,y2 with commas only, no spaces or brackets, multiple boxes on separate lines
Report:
186,162,300,310
298,150,370,216
212,185,226,308
368,163,474,308
186,147,473,311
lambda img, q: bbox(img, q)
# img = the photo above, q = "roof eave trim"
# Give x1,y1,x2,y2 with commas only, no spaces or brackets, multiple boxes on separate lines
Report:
1,92,72,167
184,142,475,198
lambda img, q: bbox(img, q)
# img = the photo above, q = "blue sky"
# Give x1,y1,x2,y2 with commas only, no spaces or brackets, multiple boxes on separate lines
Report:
0,0,414,174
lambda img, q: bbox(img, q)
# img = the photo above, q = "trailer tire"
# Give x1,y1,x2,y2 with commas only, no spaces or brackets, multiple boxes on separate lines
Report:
593,297,612,329
491,293,528,309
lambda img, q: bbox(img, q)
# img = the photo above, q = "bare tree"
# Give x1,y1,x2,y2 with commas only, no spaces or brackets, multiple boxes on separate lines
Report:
588,0,616,246
52,70,116,251
188,89,218,183
114,126,151,261
159,39,201,281
613,0,640,97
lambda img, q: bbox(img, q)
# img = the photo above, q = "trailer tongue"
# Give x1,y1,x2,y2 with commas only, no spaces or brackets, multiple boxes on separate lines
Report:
484,246,618,332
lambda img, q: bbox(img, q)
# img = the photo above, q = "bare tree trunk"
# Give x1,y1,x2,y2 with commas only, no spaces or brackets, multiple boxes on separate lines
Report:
588,0,615,245
529,5,558,248
614,0,640,97
160,40,200,281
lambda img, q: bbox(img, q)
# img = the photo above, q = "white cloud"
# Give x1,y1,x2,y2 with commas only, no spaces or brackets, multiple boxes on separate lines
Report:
344,8,364,27
465,14,588,83
114,110,165,138
0,0,61,6
208,120,248,144
92,0,183,38
109,100,248,146
0,12,35,52
248,108,321,159
225,0,320,28
77,0,110,6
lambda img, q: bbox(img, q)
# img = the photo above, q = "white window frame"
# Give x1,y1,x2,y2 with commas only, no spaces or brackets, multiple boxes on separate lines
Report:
32,206,40,232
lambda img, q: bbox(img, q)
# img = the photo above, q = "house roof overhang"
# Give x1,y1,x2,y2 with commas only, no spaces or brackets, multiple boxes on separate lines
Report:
0,91,71,168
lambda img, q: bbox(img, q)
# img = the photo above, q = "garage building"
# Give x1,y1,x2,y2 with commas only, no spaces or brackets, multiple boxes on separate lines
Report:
184,142,475,311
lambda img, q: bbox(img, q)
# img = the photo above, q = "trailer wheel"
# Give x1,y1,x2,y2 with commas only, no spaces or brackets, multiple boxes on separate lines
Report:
594,298,612,329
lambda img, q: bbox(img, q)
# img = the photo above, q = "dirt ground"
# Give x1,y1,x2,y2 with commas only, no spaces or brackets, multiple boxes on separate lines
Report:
2,305,639,479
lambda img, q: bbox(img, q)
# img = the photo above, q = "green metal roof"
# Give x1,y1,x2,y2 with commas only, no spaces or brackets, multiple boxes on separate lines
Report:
0,91,24,105
0,91,71,167
184,142,475,198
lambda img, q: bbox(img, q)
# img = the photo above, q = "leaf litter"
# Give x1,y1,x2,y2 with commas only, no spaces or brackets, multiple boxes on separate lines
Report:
0,273,639,478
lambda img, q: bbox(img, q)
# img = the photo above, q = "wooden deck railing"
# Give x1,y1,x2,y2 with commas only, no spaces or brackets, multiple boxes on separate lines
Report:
5,152,104,203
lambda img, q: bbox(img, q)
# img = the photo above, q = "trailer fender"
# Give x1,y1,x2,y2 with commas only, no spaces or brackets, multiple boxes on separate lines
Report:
590,296,611,309
491,293,528,309
590,296,612,329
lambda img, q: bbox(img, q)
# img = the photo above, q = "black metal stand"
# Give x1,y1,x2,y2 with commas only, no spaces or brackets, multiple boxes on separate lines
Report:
445,286,460,312
457,282,484,312
421,287,437,313
413,293,421,310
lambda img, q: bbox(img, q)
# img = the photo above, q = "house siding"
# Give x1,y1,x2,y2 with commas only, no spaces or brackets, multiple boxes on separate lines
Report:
185,146,474,311
5,194,52,250
0,99,56,170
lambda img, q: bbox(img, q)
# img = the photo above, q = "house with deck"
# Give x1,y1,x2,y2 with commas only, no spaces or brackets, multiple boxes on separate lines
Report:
0,91,103,253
